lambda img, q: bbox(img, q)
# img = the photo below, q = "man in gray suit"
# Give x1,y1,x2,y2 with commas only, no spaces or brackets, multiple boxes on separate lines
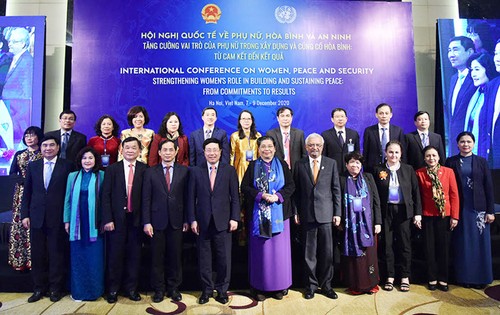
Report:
293,133,341,300
266,106,307,170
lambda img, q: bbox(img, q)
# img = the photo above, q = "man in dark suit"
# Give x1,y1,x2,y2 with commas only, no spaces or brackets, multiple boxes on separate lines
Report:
293,133,341,300
266,106,307,170
45,110,87,163
102,137,148,303
2,27,33,139
189,106,229,166
142,139,189,303
187,138,239,305
363,103,406,173
321,108,360,173
20,135,74,303
445,36,475,156
406,111,446,169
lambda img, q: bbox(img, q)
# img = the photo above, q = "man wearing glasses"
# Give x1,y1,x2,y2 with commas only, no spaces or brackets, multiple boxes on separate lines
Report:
45,110,87,163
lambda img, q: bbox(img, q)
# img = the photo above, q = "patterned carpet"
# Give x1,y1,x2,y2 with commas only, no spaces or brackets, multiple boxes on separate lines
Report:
0,282,499,315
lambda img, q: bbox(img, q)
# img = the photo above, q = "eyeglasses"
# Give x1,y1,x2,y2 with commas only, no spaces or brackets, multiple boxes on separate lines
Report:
307,143,323,148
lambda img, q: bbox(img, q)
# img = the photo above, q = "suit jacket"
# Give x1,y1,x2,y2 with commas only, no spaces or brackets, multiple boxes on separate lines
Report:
478,77,500,167
148,134,189,167
101,160,148,230
339,172,382,226
189,126,229,166
266,127,306,168
187,162,240,232
321,127,360,173
2,50,32,100
405,131,446,170
446,73,475,156
372,163,422,220
45,129,87,163
20,158,75,229
142,163,189,230
362,124,406,172
241,158,296,222
445,154,494,215
293,156,341,224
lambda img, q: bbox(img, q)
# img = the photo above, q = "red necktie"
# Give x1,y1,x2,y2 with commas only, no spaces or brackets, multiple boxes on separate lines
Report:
284,131,291,168
127,164,134,212
165,165,171,191
210,165,216,191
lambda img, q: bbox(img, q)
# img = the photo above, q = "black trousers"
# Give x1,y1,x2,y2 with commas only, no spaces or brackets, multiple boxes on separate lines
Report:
423,216,451,282
105,214,142,293
302,221,334,291
382,204,411,278
150,226,183,293
30,226,68,293
197,218,232,294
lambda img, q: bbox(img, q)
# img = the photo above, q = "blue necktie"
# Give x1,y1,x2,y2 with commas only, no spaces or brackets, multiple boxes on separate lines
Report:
381,128,388,162
45,161,53,189
60,132,69,159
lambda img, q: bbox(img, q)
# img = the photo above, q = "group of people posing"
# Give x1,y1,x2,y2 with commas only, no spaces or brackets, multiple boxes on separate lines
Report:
8,102,495,305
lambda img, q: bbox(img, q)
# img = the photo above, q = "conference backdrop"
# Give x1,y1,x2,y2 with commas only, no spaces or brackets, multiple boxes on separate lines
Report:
72,0,417,148
437,19,500,168
0,16,45,175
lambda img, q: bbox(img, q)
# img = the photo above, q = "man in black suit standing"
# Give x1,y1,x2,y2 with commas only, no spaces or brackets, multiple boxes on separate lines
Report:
21,135,74,303
102,137,148,303
406,111,446,169
142,139,189,303
363,103,406,173
321,108,360,173
188,138,240,305
266,106,307,170
189,107,229,166
445,36,475,156
293,133,341,300
45,110,87,163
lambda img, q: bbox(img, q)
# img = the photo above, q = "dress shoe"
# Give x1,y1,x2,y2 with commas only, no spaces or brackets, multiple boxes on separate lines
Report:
152,291,164,303
198,292,213,304
322,289,338,299
304,289,315,299
107,292,118,303
273,291,284,300
28,291,44,303
167,289,182,302
437,283,449,292
427,283,437,291
128,290,141,301
215,292,229,304
49,291,63,302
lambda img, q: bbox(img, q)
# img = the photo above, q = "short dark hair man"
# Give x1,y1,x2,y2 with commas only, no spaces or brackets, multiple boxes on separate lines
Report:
188,137,240,305
321,108,360,173
45,110,87,162
21,135,75,303
189,107,230,166
142,139,189,303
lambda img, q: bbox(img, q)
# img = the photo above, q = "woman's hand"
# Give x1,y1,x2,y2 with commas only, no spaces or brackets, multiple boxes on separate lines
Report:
486,214,495,224
64,222,70,234
374,224,381,234
450,218,458,230
413,215,422,229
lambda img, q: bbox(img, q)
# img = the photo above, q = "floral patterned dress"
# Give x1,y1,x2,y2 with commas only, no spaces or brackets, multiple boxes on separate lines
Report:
8,149,42,270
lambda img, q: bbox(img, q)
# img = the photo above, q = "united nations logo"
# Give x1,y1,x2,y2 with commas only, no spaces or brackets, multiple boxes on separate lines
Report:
275,6,297,24
201,4,222,24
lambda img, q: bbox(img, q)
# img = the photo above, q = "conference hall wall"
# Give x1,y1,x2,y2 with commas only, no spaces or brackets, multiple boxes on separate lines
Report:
71,0,417,145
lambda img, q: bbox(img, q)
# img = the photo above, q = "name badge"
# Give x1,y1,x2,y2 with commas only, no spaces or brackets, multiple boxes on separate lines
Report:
101,154,110,167
245,150,254,161
352,196,363,212
389,186,400,203
347,143,354,153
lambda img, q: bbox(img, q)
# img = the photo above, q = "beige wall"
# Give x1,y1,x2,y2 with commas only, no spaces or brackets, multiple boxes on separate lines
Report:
7,0,459,131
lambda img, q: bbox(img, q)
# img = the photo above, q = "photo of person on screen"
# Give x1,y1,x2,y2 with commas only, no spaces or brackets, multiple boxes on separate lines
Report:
2,27,34,145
